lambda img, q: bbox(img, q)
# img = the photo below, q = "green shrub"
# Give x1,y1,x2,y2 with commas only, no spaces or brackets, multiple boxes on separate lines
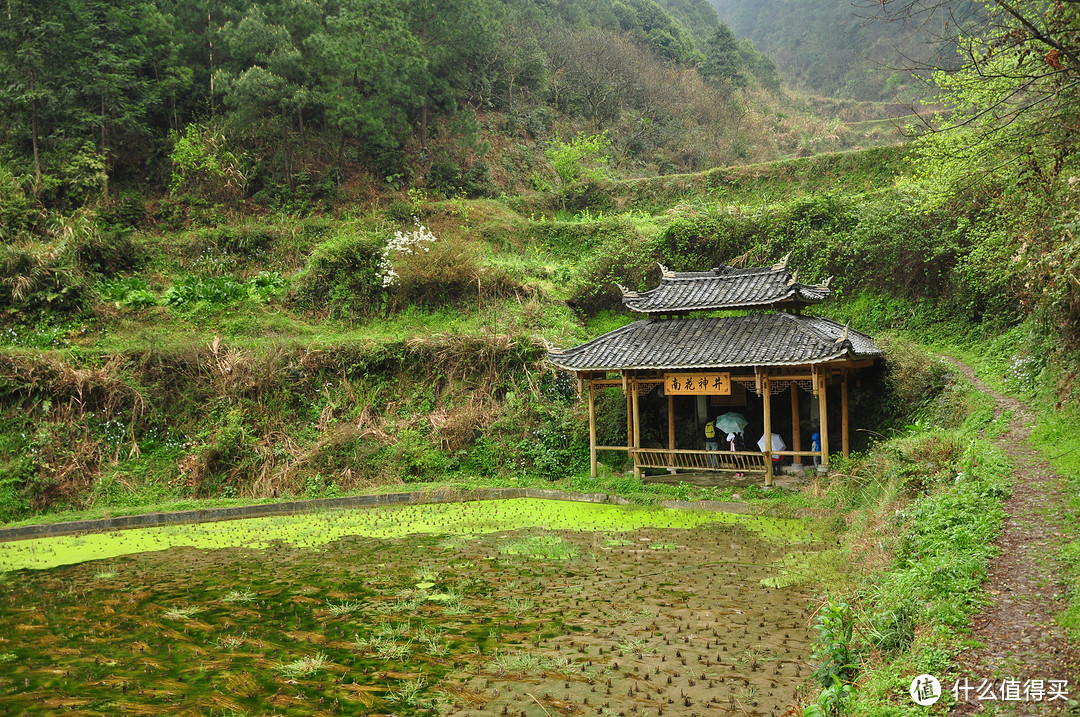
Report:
74,228,139,277
653,209,766,270
1,240,90,317
246,271,287,303
162,275,247,308
390,240,519,311
168,124,246,200
880,338,954,423
100,277,157,308
393,428,449,481
0,162,39,238
96,193,147,231
294,230,387,320
567,230,657,317
194,223,283,257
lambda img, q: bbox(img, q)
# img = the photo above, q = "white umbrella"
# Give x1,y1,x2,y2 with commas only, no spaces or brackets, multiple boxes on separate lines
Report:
756,433,787,452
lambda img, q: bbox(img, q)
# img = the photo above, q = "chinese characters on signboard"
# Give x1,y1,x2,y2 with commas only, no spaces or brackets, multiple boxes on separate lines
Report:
664,372,731,395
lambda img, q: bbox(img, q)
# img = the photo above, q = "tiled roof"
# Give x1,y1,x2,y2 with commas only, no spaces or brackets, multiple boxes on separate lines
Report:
547,313,880,371
621,260,830,314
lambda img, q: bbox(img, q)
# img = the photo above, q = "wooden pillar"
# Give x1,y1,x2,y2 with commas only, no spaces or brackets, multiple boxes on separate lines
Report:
625,382,633,452
818,371,830,468
632,379,642,479
588,381,598,477
841,370,850,458
790,383,802,466
667,393,677,475
762,373,773,487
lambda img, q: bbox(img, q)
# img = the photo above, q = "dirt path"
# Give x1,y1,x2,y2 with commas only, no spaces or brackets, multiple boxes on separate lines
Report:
945,358,1080,715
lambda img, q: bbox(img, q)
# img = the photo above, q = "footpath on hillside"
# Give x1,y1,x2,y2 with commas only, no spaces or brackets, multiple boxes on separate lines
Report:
944,359,1080,715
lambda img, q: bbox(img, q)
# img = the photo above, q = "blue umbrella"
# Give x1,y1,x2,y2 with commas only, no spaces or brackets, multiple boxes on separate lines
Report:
715,412,749,434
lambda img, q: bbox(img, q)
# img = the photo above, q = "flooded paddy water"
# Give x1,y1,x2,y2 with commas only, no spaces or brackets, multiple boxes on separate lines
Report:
0,499,828,716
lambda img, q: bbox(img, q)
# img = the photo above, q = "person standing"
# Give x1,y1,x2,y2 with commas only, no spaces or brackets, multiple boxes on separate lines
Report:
704,417,719,467
728,431,745,477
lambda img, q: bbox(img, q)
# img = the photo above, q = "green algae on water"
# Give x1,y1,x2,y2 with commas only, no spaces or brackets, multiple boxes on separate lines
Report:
0,498,818,572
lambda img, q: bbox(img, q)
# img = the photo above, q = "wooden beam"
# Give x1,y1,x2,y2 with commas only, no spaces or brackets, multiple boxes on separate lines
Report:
632,379,642,479
667,393,676,475
762,373,773,487
841,370,850,458
818,372,830,468
588,381,598,477
589,379,627,388
790,383,802,465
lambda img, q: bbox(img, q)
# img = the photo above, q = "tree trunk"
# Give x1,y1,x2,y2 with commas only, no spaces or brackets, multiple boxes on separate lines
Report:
419,19,429,150
101,93,109,201
207,4,215,115
30,70,41,193
298,108,306,166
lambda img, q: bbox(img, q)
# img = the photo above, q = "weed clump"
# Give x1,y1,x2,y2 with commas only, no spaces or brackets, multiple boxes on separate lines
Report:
294,229,386,320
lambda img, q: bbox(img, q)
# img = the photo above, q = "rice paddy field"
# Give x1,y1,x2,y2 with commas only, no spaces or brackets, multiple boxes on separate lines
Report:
0,499,828,717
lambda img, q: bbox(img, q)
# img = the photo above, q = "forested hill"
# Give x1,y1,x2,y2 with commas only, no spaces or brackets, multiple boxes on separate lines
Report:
709,0,982,100
0,0,806,207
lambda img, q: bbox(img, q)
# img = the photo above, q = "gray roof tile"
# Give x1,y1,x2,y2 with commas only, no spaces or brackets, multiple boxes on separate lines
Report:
622,264,830,313
548,313,881,371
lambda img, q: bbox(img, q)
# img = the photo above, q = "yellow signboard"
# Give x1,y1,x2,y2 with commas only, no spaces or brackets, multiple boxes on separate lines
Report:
664,372,731,395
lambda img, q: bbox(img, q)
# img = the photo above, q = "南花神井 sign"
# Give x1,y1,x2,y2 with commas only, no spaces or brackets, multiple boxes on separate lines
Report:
664,372,731,395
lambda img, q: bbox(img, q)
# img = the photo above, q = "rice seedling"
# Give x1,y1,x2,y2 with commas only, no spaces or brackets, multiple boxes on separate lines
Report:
501,595,535,613
648,542,678,550
375,638,413,662
216,634,245,649
273,652,328,679
499,534,578,561
735,686,759,706
414,566,440,583
419,629,449,657
92,570,118,580
602,537,632,547
163,606,203,620
377,621,412,638
384,674,428,707
326,599,362,617
443,601,470,615
383,595,422,613
615,637,651,657
490,650,543,675
541,654,573,675
221,590,256,603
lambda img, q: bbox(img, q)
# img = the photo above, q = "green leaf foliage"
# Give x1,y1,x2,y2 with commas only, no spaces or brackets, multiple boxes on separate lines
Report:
294,230,387,320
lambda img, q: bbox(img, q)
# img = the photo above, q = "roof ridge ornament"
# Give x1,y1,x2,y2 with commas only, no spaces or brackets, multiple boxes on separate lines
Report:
771,252,791,271
617,283,639,298
821,276,833,288
542,338,564,355
834,324,850,345
787,269,799,286
657,261,675,278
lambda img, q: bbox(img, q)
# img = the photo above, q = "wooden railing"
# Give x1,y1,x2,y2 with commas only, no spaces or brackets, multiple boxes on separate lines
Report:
633,449,768,473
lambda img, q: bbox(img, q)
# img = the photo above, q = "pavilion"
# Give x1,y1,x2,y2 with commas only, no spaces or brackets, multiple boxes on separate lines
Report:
546,257,882,486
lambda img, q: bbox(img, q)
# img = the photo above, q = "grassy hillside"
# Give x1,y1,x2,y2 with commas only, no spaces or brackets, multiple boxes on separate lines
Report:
0,142,1036,521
